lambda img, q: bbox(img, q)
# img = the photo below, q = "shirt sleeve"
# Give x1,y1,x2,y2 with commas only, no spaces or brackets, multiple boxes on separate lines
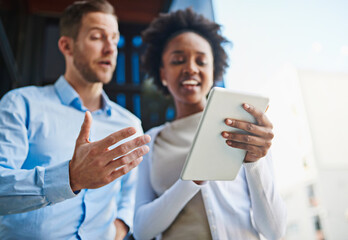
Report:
243,153,287,240
116,168,138,231
115,122,144,231
0,91,76,215
133,148,204,240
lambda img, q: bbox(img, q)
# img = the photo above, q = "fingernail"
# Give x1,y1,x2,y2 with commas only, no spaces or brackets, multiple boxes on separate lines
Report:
143,145,150,153
244,103,250,109
222,132,229,138
226,119,233,125
144,135,151,142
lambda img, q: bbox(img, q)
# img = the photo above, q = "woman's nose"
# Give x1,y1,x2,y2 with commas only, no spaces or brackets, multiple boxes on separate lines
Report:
183,59,199,75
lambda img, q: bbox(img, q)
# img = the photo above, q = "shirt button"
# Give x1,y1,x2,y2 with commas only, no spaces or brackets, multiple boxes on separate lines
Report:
211,225,217,231
207,210,213,215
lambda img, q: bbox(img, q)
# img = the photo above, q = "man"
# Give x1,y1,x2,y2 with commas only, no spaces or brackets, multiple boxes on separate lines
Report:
0,0,150,239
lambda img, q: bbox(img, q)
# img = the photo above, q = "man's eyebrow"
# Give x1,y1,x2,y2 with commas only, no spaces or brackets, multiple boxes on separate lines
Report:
87,27,120,36
87,27,105,32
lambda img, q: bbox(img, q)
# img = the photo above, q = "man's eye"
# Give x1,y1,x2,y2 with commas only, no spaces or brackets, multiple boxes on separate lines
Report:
91,35,101,40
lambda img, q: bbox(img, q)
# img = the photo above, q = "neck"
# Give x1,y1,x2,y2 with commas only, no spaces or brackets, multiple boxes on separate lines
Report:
174,100,206,120
64,73,103,112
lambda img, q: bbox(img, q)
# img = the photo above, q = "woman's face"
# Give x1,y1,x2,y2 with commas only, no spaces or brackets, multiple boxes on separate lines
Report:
160,32,214,112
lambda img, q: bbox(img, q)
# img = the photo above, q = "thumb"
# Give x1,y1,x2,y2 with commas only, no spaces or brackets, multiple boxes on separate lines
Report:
76,111,92,145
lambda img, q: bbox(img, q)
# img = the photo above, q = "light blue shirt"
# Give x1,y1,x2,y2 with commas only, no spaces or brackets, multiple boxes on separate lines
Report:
0,76,143,240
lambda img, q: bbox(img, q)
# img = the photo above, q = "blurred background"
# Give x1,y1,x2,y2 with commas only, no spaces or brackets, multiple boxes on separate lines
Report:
0,0,347,239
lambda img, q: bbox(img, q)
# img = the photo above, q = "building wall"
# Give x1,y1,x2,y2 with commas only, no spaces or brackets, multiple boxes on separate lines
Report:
298,70,348,239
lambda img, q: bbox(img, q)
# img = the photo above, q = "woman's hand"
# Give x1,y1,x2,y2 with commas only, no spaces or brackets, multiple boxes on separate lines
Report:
193,180,205,185
221,103,274,163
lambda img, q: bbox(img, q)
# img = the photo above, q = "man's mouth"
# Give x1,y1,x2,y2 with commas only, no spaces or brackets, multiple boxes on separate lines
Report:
98,60,113,67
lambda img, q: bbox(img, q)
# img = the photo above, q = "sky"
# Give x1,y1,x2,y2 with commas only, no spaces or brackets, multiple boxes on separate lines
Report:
213,0,348,189
213,0,348,89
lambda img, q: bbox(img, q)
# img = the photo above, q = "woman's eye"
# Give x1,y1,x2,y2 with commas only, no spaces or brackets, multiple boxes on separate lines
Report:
197,59,208,66
171,59,184,65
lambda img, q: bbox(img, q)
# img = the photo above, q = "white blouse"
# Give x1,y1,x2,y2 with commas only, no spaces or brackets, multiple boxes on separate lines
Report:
134,114,287,240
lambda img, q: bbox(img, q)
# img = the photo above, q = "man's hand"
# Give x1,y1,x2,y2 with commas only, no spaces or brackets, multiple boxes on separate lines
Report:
69,111,150,192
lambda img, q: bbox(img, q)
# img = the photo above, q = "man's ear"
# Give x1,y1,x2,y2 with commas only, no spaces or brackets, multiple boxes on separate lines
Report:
58,36,74,56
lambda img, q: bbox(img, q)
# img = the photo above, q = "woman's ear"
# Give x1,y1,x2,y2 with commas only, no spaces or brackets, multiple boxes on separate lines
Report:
159,67,165,80
159,67,167,86
58,36,74,57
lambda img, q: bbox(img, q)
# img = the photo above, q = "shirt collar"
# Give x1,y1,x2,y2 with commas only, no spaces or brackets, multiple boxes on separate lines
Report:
54,76,112,116
101,91,112,116
54,76,80,107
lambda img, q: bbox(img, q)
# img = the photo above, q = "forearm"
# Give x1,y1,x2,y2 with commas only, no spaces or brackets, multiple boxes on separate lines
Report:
0,161,76,215
244,156,287,240
133,179,202,240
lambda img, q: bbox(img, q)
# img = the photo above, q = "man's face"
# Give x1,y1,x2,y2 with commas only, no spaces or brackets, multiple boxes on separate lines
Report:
72,12,119,84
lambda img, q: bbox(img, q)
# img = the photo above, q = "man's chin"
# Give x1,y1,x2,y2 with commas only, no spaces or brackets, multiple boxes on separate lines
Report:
100,76,113,84
94,72,114,84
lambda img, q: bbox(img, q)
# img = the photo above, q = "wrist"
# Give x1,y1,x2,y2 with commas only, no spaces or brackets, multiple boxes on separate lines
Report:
69,161,81,192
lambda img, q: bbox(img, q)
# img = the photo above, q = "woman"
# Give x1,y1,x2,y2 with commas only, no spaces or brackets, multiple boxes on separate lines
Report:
134,9,287,240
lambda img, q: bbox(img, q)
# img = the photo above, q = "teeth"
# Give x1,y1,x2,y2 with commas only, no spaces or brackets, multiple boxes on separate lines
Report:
182,80,199,86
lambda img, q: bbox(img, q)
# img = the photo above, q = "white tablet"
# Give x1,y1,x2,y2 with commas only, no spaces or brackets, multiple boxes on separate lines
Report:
180,87,269,181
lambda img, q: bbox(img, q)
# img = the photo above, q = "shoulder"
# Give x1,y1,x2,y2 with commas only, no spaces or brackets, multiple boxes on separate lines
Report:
108,101,141,125
139,124,166,164
145,124,166,138
1,85,55,103
0,85,56,109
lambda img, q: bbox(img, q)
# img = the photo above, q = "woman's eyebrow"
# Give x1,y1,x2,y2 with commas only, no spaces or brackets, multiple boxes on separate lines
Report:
170,50,206,55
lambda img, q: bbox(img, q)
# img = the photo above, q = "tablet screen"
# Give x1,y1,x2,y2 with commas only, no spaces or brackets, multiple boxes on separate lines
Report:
180,87,269,181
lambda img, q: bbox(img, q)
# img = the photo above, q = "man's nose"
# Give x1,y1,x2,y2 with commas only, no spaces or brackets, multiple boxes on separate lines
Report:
103,38,117,55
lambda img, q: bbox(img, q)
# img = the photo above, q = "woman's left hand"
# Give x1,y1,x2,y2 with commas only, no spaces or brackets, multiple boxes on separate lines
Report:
221,103,274,163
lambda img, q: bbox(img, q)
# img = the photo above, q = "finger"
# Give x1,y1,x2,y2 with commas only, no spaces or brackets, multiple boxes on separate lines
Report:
76,111,92,145
244,152,261,163
106,145,149,171
222,132,272,148
108,156,144,181
95,127,138,149
224,119,274,139
242,103,273,127
105,135,151,160
226,140,268,158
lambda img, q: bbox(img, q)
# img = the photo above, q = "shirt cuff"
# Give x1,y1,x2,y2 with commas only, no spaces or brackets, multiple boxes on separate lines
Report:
243,156,266,172
176,179,206,192
44,160,76,204
117,209,133,231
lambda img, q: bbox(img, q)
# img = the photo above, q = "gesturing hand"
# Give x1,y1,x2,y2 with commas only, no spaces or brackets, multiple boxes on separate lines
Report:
69,111,151,192
221,103,274,163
